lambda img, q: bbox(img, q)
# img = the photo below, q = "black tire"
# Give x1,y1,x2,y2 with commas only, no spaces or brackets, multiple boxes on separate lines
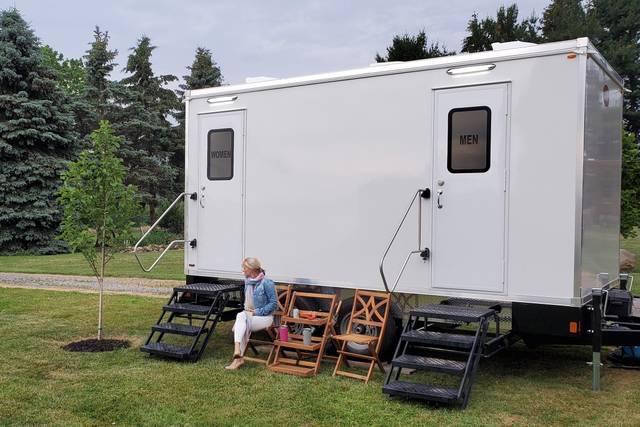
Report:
335,297,402,361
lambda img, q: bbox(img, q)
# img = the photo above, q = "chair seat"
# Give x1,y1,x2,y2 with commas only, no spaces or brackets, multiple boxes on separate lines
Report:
333,333,379,344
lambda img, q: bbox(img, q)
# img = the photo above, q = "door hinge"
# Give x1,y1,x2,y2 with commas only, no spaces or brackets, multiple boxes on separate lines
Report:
189,239,197,248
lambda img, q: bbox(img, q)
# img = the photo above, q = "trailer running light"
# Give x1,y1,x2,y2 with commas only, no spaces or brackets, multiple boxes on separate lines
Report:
207,95,238,104
446,64,496,76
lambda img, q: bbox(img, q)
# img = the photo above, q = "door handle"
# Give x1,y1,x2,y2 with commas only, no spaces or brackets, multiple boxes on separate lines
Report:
437,190,443,209
200,186,206,208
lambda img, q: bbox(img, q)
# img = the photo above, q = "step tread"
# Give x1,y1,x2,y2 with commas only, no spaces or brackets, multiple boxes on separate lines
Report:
140,342,193,359
152,323,204,336
268,362,315,377
175,282,242,295
383,380,459,403
410,304,495,322
402,330,476,349
392,354,466,373
163,303,211,315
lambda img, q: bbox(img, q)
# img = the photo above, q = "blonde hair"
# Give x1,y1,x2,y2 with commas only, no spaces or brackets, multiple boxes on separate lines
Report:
242,257,262,271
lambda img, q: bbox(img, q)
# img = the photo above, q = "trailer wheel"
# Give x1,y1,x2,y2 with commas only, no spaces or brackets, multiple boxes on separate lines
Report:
335,297,402,361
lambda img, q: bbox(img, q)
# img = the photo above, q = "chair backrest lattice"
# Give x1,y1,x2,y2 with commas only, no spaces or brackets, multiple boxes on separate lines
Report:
274,285,292,317
349,290,391,333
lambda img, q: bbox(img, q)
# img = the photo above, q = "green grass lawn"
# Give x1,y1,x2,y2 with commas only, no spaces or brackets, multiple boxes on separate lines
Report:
0,250,184,280
1,287,639,426
621,233,640,273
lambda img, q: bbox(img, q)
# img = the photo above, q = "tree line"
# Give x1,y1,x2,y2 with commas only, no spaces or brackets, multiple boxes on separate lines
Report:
1,1,639,255
0,9,222,254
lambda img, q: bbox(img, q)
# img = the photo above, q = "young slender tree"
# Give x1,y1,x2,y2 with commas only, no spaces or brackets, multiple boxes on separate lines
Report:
0,9,76,254
113,36,179,223
375,30,451,62
58,121,137,339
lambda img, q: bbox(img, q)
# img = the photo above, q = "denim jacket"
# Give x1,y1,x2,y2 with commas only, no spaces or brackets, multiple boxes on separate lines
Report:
248,278,277,316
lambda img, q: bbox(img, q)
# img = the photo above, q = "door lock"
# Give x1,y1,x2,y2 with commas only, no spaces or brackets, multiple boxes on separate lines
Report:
437,190,444,209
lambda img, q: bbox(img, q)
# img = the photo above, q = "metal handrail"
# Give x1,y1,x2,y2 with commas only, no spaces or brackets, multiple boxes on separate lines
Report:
379,189,425,293
133,192,196,272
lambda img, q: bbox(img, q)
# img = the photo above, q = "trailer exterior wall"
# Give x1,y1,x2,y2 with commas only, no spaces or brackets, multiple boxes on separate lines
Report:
185,39,620,307
578,57,623,299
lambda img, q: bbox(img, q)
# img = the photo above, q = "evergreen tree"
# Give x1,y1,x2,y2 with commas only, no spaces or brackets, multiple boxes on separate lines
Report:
0,8,76,254
170,47,224,205
375,30,451,62
462,5,541,53
83,27,118,125
180,47,223,92
541,0,592,42
589,0,640,134
113,35,179,223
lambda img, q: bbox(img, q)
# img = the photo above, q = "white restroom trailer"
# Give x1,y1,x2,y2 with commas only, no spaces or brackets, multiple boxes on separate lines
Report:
181,38,625,343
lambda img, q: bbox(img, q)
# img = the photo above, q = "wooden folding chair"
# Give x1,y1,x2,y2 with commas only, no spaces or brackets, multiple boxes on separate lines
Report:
332,290,391,383
244,284,292,364
267,291,337,377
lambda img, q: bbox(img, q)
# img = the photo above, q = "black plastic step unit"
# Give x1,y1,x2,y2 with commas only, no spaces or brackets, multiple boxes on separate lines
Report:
140,342,194,360
401,329,476,350
383,381,458,404
411,304,495,323
391,354,466,374
152,323,205,336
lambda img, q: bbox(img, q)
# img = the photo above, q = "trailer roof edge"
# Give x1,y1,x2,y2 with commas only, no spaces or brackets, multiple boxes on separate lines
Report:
188,38,624,99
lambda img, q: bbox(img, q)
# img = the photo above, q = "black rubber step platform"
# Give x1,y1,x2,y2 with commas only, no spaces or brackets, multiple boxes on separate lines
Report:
174,283,242,295
140,342,194,360
392,354,466,374
152,323,204,336
402,330,476,350
163,303,211,315
411,304,495,322
383,381,459,404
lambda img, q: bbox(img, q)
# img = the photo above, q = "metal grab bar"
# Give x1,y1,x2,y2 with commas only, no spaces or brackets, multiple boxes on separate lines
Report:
133,192,196,272
379,189,425,293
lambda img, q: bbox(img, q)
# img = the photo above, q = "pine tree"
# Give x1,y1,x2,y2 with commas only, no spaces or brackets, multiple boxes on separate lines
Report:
462,5,541,53
168,47,224,209
375,30,451,62
112,35,179,223
0,8,76,254
83,27,118,125
541,0,591,42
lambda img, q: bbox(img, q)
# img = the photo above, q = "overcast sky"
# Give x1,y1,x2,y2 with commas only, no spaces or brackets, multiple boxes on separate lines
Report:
3,0,552,86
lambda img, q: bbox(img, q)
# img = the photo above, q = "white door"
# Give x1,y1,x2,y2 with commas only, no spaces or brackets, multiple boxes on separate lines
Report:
197,110,245,273
432,84,508,292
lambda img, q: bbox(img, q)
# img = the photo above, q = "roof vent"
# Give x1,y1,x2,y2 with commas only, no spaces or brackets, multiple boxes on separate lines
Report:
245,76,278,84
491,41,537,51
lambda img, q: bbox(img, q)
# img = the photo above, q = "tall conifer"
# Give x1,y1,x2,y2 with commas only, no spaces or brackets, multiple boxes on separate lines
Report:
112,36,179,222
0,9,76,254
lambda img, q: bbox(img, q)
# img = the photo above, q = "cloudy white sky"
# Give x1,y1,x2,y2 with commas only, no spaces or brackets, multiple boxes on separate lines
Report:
3,0,551,86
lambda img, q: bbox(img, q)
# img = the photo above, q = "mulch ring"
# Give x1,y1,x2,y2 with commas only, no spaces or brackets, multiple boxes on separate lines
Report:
63,338,130,352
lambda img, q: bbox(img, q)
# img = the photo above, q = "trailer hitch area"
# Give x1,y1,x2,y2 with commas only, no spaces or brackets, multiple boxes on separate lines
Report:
420,247,430,260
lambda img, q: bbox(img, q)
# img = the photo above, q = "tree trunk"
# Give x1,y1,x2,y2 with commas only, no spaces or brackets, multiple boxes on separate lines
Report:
149,198,156,225
98,214,107,340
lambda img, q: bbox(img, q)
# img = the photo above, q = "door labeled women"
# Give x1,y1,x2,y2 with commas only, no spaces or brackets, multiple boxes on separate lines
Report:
432,83,509,293
196,110,245,274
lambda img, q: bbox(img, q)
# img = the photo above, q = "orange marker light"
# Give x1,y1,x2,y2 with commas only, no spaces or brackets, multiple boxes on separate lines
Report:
567,53,577,59
569,322,579,334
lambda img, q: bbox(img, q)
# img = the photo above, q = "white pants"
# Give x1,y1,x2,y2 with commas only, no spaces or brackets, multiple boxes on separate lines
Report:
233,311,274,343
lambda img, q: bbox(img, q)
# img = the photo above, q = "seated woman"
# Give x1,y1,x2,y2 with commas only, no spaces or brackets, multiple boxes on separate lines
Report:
225,257,277,370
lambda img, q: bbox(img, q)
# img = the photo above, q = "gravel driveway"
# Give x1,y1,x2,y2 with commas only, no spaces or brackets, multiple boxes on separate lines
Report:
0,272,178,297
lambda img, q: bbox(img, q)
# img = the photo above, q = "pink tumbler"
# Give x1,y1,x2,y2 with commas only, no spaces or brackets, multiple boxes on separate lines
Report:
278,325,289,342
